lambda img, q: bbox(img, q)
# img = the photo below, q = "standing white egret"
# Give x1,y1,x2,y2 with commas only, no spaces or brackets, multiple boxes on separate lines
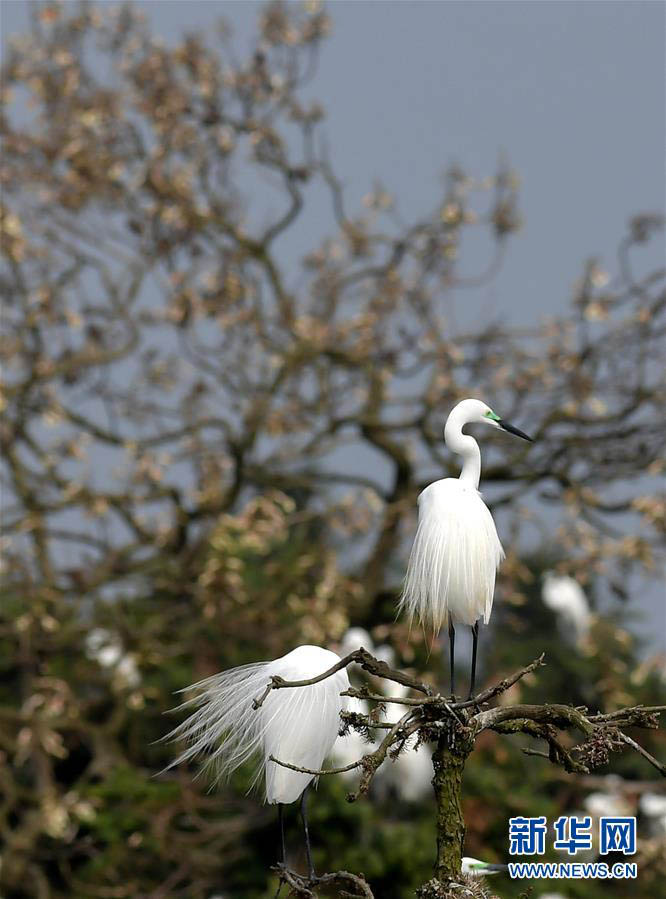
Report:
399,398,533,696
165,645,349,876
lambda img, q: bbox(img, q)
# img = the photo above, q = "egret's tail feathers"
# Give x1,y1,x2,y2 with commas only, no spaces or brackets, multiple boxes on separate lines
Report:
163,662,272,788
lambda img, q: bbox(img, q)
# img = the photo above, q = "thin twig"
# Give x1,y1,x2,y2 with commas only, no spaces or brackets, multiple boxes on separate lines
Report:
252,648,433,711
618,732,666,777
268,755,363,777
455,653,546,709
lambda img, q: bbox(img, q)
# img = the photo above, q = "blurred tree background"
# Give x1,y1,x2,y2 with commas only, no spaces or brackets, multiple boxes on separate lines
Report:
1,3,664,897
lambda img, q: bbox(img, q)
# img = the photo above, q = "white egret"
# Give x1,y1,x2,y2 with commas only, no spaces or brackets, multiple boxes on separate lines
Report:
333,629,378,782
332,695,377,783
542,572,591,645
399,398,533,696
461,856,509,876
639,792,666,835
583,789,632,819
165,644,349,876
338,626,374,657
375,675,434,802
85,628,141,688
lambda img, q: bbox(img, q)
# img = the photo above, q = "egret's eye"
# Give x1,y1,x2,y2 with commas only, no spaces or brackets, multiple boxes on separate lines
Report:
484,410,501,421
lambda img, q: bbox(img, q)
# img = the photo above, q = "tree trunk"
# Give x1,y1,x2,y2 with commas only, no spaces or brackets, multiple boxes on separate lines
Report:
431,728,474,883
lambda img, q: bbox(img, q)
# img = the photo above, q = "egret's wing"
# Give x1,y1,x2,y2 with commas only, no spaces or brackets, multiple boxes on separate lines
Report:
263,662,349,803
163,646,349,804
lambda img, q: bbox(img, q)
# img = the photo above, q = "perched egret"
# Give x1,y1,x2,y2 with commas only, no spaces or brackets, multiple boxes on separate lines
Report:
542,572,591,645
165,645,349,876
461,857,509,876
400,398,532,696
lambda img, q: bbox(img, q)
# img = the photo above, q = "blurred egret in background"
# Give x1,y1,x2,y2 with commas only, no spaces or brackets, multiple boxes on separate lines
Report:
542,571,592,646
334,632,433,800
639,792,666,835
338,626,374,657
377,664,433,803
332,695,376,783
85,628,141,688
333,628,376,781
166,645,349,876
399,398,533,696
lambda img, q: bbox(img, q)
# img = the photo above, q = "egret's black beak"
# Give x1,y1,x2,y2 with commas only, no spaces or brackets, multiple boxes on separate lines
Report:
499,420,533,442
486,864,510,873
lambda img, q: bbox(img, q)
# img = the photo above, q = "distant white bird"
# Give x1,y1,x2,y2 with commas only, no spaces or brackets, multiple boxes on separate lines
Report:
583,789,632,819
376,678,433,802
462,856,509,876
166,645,349,876
85,628,141,688
639,792,666,835
399,398,533,696
339,626,374,657
542,572,591,645
391,736,433,802
333,629,378,782
373,643,396,667
332,696,376,783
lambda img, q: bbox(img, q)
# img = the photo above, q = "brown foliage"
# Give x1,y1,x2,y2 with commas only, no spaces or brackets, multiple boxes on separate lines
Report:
1,3,664,897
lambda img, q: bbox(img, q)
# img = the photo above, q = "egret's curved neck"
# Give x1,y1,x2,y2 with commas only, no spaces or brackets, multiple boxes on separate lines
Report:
445,416,481,488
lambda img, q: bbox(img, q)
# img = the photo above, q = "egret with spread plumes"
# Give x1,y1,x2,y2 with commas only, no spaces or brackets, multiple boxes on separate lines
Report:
165,645,349,877
399,398,533,697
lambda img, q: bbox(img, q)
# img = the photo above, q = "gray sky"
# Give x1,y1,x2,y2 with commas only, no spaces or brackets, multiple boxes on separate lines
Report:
2,0,664,645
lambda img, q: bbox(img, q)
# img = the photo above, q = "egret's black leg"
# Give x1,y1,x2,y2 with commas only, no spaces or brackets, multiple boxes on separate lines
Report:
469,622,480,699
300,785,315,879
448,619,456,697
278,803,286,866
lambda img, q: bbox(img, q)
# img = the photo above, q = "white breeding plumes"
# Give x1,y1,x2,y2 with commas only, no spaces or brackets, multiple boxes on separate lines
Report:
542,572,591,645
402,477,504,631
166,645,349,805
399,398,533,695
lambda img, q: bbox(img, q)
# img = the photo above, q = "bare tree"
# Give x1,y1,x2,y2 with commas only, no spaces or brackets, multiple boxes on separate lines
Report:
252,649,664,896
1,3,664,897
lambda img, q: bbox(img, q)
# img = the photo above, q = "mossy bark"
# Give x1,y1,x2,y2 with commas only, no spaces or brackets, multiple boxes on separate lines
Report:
431,728,474,883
